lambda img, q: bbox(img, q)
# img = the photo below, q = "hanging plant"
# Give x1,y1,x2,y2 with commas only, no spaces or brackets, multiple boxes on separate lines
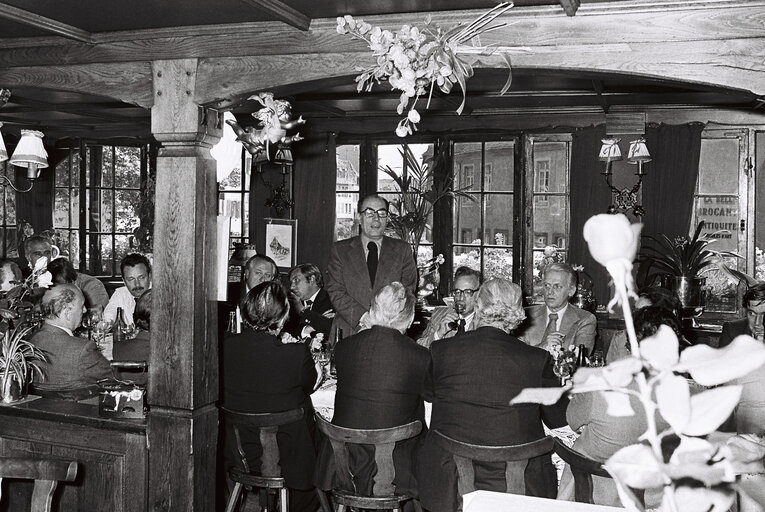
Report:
337,3,513,136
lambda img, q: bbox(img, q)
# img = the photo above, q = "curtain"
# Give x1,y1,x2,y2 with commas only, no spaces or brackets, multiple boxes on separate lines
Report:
569,124,612,305
642,123,704,239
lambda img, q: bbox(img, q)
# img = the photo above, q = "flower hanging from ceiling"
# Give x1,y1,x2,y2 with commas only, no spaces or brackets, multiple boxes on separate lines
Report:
336,3,513,137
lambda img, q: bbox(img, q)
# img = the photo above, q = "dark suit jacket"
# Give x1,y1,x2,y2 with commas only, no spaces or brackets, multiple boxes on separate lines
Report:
315,325,430,496
285,288,335,340
417,326,568,511
30,323,114,397
516,304,597,353
222,330,318,490
326,236,417,337
112,328,150,386
719,318,750,348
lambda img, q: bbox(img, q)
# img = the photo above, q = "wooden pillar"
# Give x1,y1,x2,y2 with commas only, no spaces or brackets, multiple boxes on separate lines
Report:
147,59,221,511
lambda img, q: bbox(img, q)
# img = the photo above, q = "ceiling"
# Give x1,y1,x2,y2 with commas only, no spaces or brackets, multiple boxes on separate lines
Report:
0,0,761,143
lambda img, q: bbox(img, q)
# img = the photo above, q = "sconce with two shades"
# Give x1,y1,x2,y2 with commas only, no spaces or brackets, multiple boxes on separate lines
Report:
598,137,651,217
0,123,49,193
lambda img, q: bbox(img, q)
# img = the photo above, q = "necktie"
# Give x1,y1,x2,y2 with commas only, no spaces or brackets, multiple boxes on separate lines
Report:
304,300,313,310
542,312,558,342
456,318,466,334
367,242,378,285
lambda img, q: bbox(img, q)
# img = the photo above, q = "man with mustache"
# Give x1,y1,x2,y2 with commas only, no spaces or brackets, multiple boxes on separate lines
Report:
104,253,152,327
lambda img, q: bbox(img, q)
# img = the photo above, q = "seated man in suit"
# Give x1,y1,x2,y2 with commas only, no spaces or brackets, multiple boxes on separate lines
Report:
516,262,596,353
287,263,334,340
719,283,765,347
104,253,152,326
47,257,109,315
418,266,481,348
30,284,113,399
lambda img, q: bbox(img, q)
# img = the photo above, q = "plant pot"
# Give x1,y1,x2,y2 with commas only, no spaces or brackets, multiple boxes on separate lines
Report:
1,377,26,404
661,275,707,321
571,291,597,313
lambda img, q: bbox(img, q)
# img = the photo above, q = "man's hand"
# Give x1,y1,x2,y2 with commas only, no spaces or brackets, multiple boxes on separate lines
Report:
290,293,304,314
541,331,565,353
435,311,460,339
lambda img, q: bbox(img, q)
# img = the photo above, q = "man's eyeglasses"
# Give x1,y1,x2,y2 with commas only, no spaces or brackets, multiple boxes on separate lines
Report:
452,288,478,298
360,208,389,219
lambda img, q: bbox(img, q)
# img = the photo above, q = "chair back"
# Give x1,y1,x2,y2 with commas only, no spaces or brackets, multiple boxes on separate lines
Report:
553,439,645,506
314,413,422,497
222,407,304,477
0,457,78,512
432,430,554,501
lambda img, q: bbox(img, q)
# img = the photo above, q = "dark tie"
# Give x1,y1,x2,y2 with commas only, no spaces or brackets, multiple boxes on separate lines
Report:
542,312,558,342
456,318,466,334
367,242,378,285
304,300,313,310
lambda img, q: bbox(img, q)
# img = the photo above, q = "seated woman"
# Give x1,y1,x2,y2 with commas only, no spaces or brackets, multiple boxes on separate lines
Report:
112,289,151,386
557,306,679,508
222,281,319,512
315,282,430,499
606,286,685,363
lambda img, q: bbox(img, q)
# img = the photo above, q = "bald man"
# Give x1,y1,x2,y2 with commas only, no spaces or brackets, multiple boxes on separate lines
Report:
30,284,113,399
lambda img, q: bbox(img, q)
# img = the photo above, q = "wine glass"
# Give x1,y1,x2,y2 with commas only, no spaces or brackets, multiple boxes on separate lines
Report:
553,358,573,385
81,312,94,340
91,314,111,351
120,321,139,341
589,350,605,368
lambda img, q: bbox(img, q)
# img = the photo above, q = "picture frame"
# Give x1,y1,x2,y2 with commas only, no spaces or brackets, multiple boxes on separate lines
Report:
264,218,297,271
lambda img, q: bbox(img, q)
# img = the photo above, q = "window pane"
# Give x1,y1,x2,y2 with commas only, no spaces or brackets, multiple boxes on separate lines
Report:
484,248,513,281
4,186,15,226
99,190,114,231
757,132,765,281
99,235,114,275
335,192,358,241
417,245,433,269
71,188,80,229
485,141,514,192
699,139,739,194
242,194,249,240
453,142,481,192
453,246,481,274
115,234,130,272
116,190,140,233
115,147,141,188
55,155,70,186
703,256,740,313
377,144,403,192
219,165,243,191
454,195,481,244
533,195,569,250
85,147,92,187
102,146,113,188
68,232,80,268
72,150,80,188
693,196,739,254
337,145,360,191
54,189,70,228
534,141,568,194
485,195,513,246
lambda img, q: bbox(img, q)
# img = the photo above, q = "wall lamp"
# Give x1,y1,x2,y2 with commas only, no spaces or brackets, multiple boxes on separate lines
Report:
0,125,48,193
599,137,651,217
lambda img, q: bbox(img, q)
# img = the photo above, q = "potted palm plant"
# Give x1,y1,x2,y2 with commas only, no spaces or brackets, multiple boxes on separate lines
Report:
0,325,45,403
638,220,739,319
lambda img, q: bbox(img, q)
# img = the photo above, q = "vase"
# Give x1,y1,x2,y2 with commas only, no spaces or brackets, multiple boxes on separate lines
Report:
663,275,706,326
1,377,26,404
571,290,597,313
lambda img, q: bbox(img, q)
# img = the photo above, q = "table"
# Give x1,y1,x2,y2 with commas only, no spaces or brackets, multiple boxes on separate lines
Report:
463,490,625,511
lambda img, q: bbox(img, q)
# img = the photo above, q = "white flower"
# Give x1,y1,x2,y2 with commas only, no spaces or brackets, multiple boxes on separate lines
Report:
583,214,642,267
543,246,557,257
407,109,420,123
36,271,53,289
33,256,48,273
395,123,410,138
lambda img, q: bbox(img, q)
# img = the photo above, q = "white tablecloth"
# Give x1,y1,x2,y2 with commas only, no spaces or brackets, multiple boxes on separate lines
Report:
463,490,625,511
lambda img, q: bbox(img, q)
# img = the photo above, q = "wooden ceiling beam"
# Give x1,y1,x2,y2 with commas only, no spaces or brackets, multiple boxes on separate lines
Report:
592,79,611,114
293,100,346,117
239,0,311,30
0,2,93,43
558,0,580,16
8,94,149,124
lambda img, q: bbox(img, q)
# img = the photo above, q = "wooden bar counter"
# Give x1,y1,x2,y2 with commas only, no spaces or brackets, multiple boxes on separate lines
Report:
0,397,147,512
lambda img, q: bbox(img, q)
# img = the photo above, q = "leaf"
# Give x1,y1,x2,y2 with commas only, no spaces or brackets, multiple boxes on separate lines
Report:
671,484,735,512
682,385,742,436
603,390,635,417
666,437,732,486
610,475,647,512
601,356,642,387
604,444,667,489
656,374,690,434
639,325,680,370
676,335,765,386
498,53,513,95
510,386,569,406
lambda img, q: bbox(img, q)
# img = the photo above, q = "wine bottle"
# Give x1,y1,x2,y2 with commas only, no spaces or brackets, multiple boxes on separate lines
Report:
576,344,588,368
113,307,126,344
226,311,238,334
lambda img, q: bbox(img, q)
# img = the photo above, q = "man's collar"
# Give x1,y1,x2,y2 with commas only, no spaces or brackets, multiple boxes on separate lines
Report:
360,234,383,249
547,303,569,317
306,288,320,304
45,321,74,337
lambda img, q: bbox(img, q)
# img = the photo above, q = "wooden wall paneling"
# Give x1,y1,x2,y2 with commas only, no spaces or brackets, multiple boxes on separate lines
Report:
148,58,220,511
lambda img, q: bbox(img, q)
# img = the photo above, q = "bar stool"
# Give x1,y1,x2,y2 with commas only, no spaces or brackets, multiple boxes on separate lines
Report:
432,430,555,511
0,457,78,512
222,407,304,512
314,413,423,512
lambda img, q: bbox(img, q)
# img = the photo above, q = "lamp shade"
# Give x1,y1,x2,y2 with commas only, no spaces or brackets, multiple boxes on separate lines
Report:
9,129,48,179
0,122,7,163
598,138,622,162
627,137,652,164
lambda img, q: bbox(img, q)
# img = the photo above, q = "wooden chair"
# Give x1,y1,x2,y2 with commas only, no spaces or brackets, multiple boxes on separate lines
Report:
314,413,423,512
431,430,555,511
0,457,78,512
553,439,645,506
222,407,304,512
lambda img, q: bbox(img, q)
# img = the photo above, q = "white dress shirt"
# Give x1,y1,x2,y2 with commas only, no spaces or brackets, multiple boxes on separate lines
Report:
104,286,138,326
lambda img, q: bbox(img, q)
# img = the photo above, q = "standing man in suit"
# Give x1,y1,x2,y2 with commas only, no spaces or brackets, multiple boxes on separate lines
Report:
418,266,481,348
517,262,596,353
30,284,113,398
287,263,335,340
417,278,567,511
719,283,765,347
326,194,417,337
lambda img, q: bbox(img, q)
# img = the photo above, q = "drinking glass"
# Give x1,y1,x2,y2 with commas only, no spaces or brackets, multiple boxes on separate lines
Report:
91,315,111,351
553,358,572,385
120,322,140,341
589,350,605,367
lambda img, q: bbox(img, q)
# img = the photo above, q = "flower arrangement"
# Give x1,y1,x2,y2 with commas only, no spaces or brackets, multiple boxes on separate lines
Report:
513,214,765,512
336,3,513,136
0,256,52,323
417,253,445,302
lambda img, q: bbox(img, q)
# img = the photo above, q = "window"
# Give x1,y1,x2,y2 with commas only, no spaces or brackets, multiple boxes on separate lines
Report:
54,144,147,277
0,162,17,258
453,140,515,281
335,144,360,241
218,151,251,251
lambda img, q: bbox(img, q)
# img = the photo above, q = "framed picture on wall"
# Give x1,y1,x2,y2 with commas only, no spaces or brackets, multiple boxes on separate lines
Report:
264,218,297,271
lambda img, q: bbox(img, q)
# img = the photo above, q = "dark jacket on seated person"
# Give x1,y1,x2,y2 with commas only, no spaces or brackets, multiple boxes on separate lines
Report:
718,318,751,348
314,325,431,497
416,326,568,512
30,323,113,399
112,329,150,386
